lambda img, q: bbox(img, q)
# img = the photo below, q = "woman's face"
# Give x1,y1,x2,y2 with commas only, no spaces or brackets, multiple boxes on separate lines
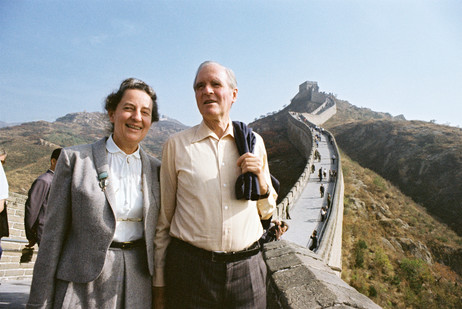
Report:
108,89,153,154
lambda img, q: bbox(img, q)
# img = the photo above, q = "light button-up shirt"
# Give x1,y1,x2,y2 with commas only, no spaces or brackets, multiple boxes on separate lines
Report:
106,135,144,242
154,120,277,286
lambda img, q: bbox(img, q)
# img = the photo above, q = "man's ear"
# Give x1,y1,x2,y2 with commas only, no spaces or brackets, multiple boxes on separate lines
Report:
50,158,57,170
232,88,238,104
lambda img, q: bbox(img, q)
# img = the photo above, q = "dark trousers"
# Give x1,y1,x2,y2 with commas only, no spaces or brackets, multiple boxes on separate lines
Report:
166,238,267,309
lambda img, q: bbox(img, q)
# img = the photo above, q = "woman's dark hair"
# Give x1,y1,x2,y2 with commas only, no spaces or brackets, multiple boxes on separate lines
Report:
105,78,159,123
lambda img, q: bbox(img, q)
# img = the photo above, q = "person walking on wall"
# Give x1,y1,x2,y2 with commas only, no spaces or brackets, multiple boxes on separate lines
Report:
309,230,318,251
0,150,9,261
24,148,62,248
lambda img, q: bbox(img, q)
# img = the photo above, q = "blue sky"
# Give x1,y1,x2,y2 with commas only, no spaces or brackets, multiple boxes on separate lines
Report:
1,0,461,127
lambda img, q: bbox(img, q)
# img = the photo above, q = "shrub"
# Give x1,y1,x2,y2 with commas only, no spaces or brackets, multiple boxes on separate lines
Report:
374,248,393,275
368,285,378,297
399,258,432,293
373,176,387,191
354,240,368,268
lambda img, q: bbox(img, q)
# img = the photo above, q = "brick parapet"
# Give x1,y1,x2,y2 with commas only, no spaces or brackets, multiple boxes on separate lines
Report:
263,240,382,309
1,192,38,281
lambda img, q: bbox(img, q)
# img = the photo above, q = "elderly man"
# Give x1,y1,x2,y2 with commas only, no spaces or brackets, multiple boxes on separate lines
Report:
153,61,277,308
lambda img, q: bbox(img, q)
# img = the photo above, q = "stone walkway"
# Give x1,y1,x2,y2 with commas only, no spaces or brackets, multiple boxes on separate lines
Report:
282,131,337,248
0,279,31,308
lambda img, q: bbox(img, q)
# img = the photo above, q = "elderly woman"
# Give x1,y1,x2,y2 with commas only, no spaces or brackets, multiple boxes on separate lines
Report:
27,78,161,308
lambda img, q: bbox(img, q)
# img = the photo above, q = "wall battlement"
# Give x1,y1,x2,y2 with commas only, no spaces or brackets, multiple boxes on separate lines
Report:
1,192,37,280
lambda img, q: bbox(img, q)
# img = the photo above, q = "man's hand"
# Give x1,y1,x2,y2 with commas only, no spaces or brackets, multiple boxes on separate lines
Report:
152,286,166,309
236,152,267,193
275,224,283,240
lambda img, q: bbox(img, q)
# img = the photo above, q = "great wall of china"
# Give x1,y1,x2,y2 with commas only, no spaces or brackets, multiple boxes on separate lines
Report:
0,82,381,308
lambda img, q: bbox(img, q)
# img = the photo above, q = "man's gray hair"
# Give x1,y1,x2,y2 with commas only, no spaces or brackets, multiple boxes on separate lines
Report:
193,61,237,90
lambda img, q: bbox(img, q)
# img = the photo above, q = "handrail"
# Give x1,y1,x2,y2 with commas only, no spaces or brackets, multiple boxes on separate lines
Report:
2,238,29,243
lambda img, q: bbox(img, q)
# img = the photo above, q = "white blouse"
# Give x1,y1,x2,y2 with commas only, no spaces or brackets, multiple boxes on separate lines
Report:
0,162,8,200
106,135,144,242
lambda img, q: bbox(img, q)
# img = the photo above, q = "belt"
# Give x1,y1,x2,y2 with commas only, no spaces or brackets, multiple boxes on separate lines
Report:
171,238,261,263
116,217,143,222
110,238,145,250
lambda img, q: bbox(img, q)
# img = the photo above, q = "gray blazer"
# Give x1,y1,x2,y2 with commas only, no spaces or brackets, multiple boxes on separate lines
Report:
27,137,161,308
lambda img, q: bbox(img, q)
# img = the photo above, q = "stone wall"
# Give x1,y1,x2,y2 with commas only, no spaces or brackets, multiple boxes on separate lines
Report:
284,112,343,275
263,240,381,309
315,129,343,273
311,91,327,104
302,97,337,126
1,192,37,280
275,114,316,219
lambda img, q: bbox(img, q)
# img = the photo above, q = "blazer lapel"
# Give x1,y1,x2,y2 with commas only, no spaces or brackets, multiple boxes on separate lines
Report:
140,148,153,232
92,137,117,214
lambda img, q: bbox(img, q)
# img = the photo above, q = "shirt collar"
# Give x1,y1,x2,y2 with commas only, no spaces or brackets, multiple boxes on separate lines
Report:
192,120,235,143
106,135,141,158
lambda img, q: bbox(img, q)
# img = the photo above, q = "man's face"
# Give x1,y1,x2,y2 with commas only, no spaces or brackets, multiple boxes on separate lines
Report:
194,63,237,123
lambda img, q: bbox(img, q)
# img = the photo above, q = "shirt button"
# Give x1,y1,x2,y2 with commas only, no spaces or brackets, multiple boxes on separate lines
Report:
224,205,229,210
223,183,227,187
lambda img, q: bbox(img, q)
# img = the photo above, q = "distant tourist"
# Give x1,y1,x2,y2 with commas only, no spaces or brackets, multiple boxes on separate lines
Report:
0,150,9,261
319,167,323,182
27,78,161,308
320,183,325,198
259,220,289,245
320,206,327,222
24,148,61,247
309,230,318,251
332,154,336,164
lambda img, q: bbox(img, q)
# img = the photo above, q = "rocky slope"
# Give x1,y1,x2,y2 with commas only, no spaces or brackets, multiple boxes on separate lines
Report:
341,153,462,308
329,119,462,236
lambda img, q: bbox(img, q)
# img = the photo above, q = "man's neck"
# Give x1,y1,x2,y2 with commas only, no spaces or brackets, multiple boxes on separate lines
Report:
203,118,230,139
